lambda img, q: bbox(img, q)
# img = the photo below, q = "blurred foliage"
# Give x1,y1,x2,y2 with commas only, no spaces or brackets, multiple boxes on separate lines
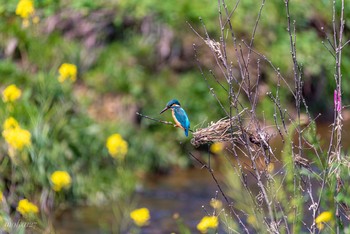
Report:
0,0,349,232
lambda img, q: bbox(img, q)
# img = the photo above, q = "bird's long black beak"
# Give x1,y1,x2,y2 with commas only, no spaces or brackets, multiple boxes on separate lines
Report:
160,106,169,114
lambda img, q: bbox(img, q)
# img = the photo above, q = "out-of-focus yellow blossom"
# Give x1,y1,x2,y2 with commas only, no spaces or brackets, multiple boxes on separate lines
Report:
317,222,325,231
210,199,223,209
315,211,332,223
50,171,72,191
315,211,333,230
2,117,31,151
2,120,31,150
2,84,22,103
247,215,257,226
0,191,3,201
15,0,34,19
106,133,128,159
17,199,38,216
15,0,39,28
58,63,77,83
130,208,150,227
210,142,224,154
197,216,218,233
3,117,19,130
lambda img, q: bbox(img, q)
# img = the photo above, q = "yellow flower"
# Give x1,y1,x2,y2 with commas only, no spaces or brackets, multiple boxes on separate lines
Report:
3,117,19,130
50,171,72,191
2,84,22,102
106,133,128,159
2,117,31,151
315,211,333,230
2,126,31,150
315,211,332,223
317,222,325,230
15,0,35,19
210,199,223,210
130,208,150,227
210,142,224,154
197,216,218,233
247,215,257,226
0,191,3,201
58,63,77,83
17,199,39,216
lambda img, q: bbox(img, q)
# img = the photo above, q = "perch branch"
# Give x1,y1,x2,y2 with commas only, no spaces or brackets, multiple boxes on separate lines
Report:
136,112,174,126
136,112,193,132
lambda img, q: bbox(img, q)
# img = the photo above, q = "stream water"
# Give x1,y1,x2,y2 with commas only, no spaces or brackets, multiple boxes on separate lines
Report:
54,168,219,233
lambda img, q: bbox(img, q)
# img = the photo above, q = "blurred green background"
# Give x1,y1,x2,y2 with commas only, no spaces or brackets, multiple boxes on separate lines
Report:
0,0,349,232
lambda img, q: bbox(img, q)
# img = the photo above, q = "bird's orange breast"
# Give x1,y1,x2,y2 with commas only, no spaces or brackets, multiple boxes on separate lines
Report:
172,109,184,129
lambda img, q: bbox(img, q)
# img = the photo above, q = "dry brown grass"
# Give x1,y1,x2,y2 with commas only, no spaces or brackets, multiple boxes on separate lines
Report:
191,117,243,147
191,116,272,153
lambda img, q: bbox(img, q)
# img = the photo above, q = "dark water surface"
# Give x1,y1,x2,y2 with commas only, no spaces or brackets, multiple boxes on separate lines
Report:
136,168,221,233
54,168,220,233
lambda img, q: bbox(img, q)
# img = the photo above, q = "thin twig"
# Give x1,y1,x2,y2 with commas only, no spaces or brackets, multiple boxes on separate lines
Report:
189,152,250,234
136,112,174,126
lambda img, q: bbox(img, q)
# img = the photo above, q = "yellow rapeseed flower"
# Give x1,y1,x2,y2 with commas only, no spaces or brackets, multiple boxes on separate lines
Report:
58,63,77,83
2,84,22,102
315,211,333,230
3,117,19,130
197,216,219,233
317,222,325,231
130,208,150,227
2,126,31,151
210,142,224,154
15,0,35,19
2,117,31,151
315,211,333,223
106,133,128,159
17,199,39,216
50,171,72,191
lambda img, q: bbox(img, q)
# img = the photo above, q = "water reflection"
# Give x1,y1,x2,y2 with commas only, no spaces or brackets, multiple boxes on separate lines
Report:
137,168,220,233
54,168,221,233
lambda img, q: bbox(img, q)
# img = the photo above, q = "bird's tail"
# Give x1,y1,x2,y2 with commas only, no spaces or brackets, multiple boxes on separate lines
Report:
185,128,189,137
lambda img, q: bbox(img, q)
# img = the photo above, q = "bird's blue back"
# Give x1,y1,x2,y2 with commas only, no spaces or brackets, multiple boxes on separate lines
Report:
173,106,190,136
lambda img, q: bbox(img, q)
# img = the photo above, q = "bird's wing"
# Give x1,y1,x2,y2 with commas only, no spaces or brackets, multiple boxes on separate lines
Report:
174,107,190,129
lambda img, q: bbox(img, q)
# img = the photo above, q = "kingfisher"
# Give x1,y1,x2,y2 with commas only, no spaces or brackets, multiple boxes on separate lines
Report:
160,99,190,137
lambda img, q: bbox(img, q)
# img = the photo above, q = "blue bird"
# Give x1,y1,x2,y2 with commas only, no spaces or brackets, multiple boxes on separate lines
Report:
160,99,190,137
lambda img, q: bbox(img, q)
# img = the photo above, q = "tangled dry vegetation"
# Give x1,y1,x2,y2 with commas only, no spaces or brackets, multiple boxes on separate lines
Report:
191,110,271,152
